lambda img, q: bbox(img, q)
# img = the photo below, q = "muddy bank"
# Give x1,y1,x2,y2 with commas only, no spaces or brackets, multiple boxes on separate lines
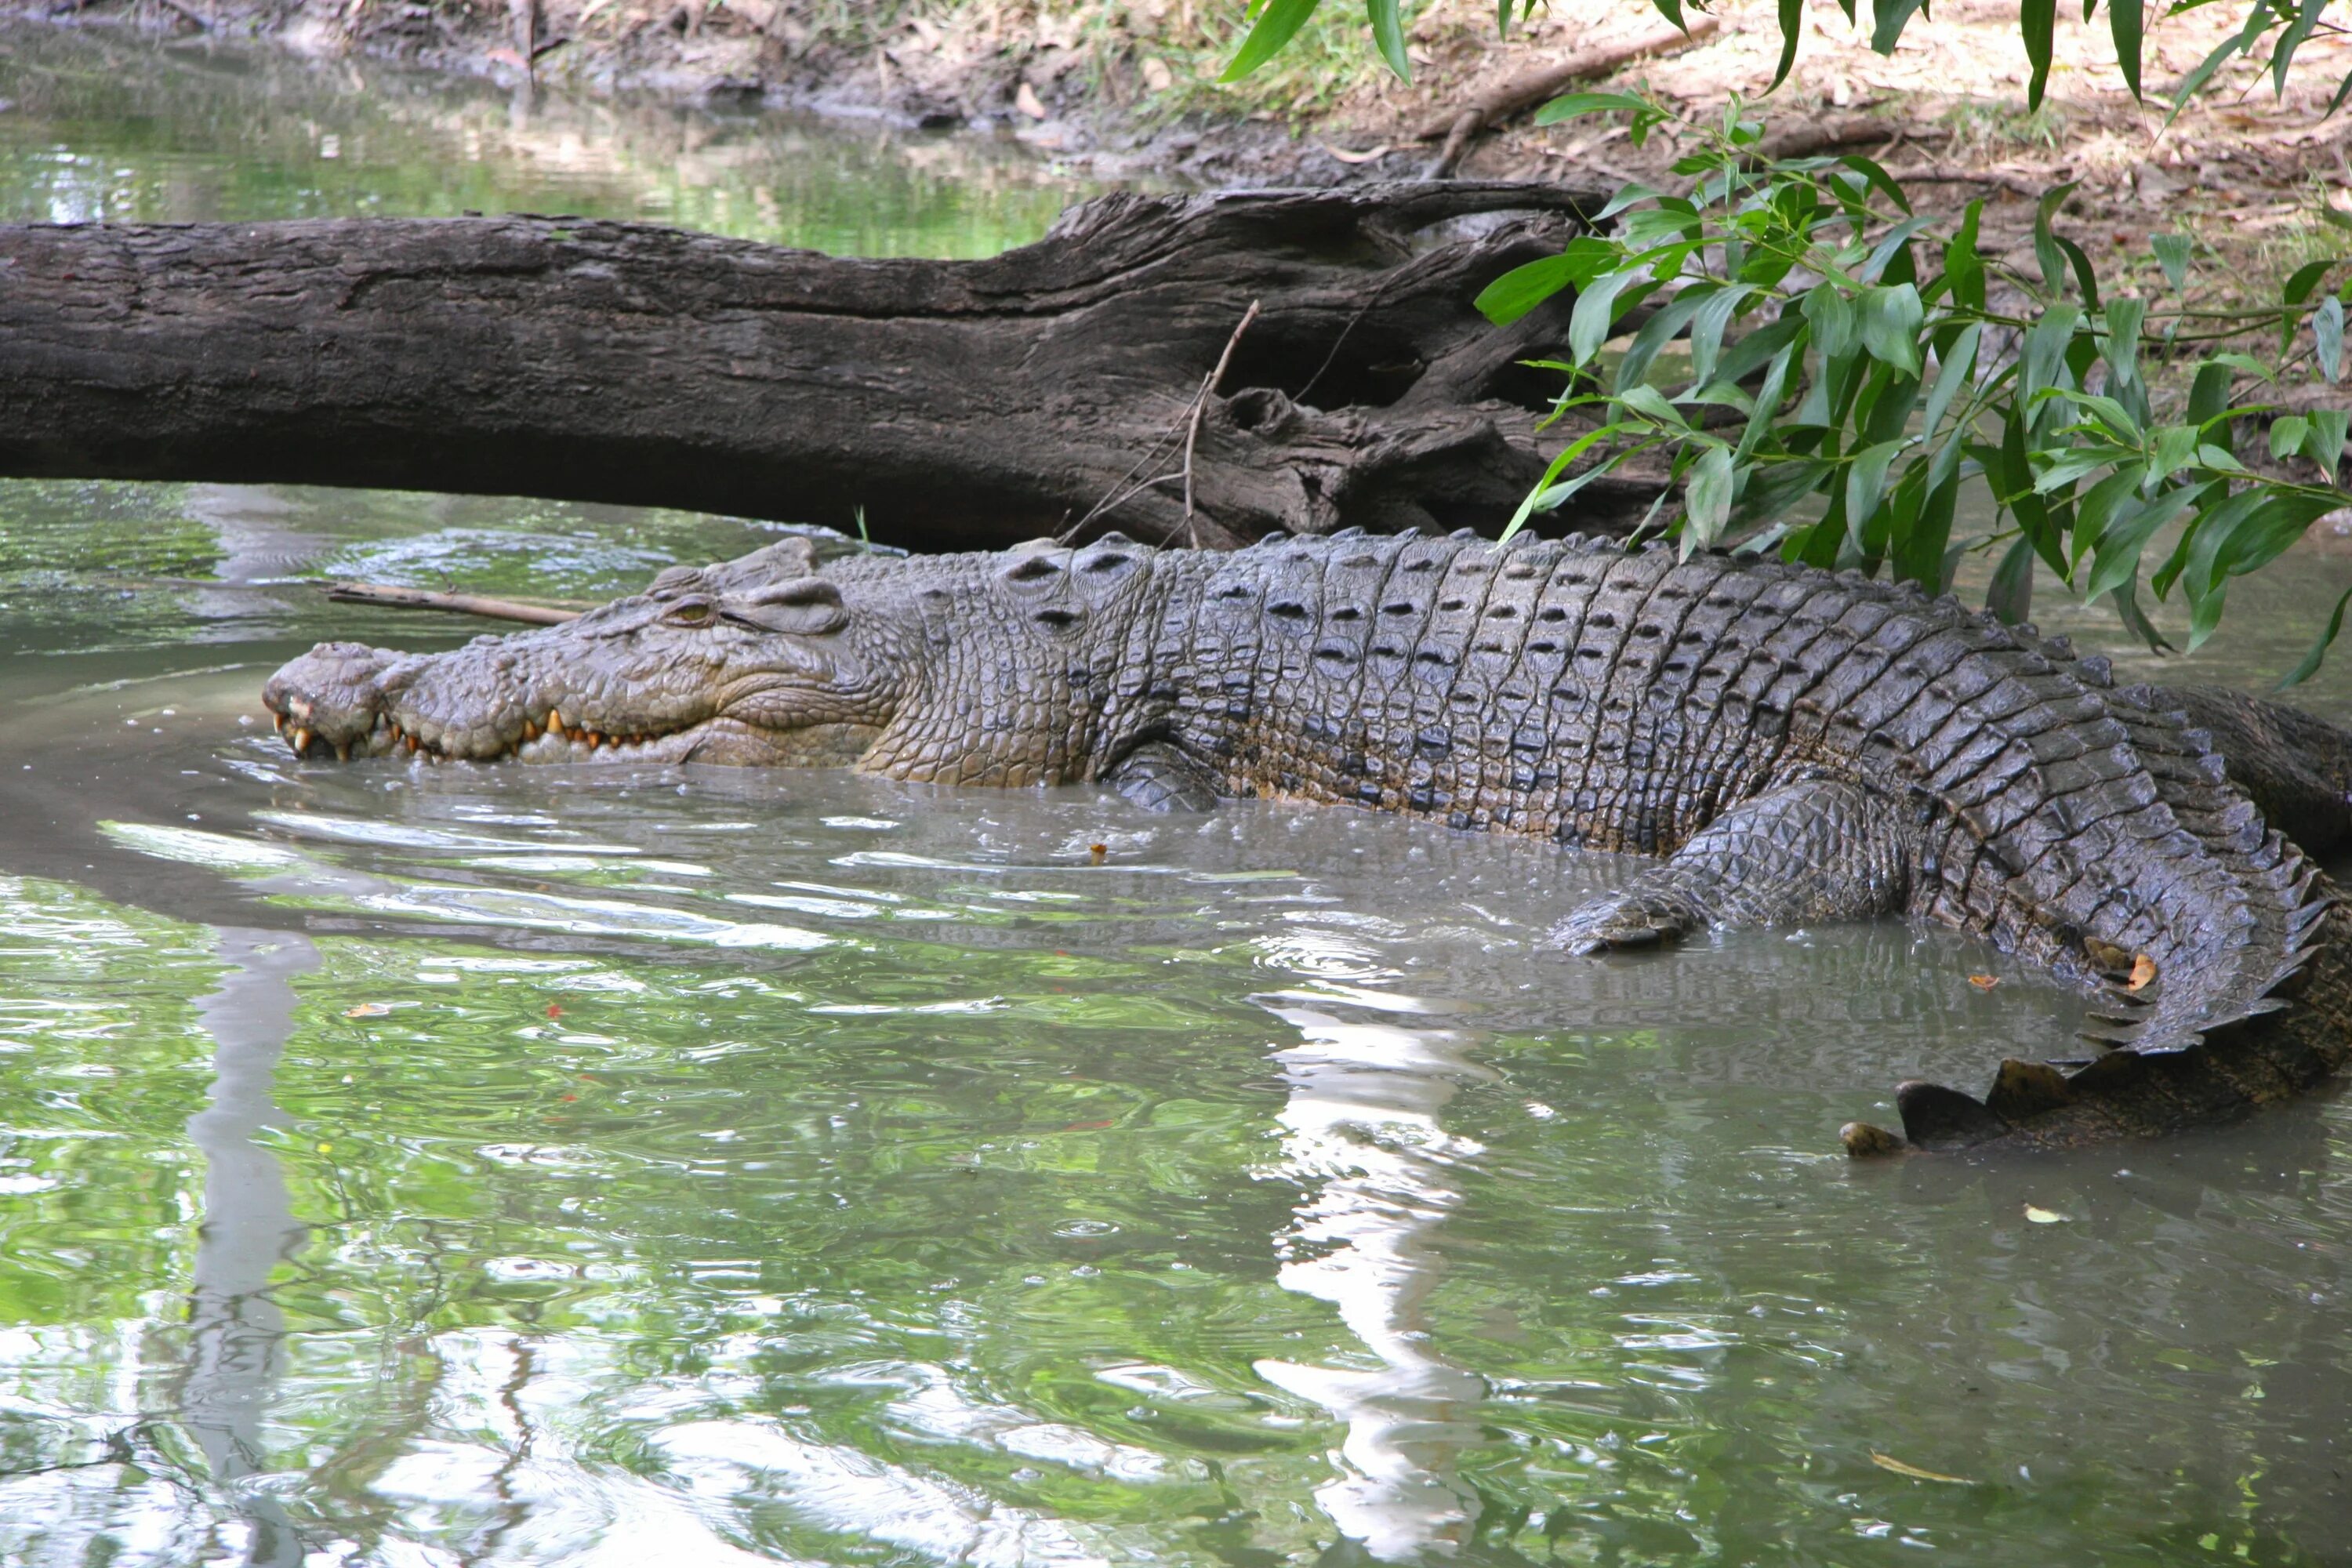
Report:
16,0,2352,307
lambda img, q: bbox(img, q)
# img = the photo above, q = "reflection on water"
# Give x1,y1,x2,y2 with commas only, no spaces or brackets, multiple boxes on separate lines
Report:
176,929,315,1567
1254,998,1490,1560
0,20,1096,255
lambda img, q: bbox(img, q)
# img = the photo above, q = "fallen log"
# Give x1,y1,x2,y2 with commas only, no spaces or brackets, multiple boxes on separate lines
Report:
0,182,1659,554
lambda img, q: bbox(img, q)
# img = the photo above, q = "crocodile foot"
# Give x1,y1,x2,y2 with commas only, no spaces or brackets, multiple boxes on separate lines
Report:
1549,889,1698,955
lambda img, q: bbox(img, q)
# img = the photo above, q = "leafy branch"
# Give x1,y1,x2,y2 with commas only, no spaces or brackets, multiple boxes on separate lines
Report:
1475,95,2352,681
1225,0,2352,121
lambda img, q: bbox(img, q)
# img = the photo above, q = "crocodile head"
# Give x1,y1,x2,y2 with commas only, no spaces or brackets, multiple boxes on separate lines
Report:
261,538,906,767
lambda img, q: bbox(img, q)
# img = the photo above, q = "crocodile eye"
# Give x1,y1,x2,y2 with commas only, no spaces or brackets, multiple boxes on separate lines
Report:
664,599,714,626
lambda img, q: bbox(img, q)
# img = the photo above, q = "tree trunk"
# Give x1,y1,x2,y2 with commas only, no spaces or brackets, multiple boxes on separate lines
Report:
0,181,1653,553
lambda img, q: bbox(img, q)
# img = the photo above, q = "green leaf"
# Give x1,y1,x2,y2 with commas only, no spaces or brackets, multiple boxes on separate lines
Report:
1837,154,1915,216
2169,4,2272,123
2187,358,2236,426
1870,0,1929,52
2284,257,2333,307
2274,0,2328,99
2072,388,2147,444
1858,284,1925,376
1570,268,1648,366
1221,0,1323,81
2110,575,2174,653
2034,448,2121,494
2032,181,2081,294
2152,422,2203,481
1617,383,1689,426
1893,465,1962,588
2022,0,2058,107
2270,413,2312,461
2085,485,2201,601
1367,0,1411,80
1684,444,1736,549
1861,216,1936,284
2176,485,2268,611
1613,287,1717,392
1804,283,1858,361
2055,234,2103,309
1591,182,1666,223
2318,296,2345,382
2216,490,2339,581
1715,314,1809,389
1921,322,1982,439
1533,90,1653,125
2278,583,2352,688
1687,286,1749,389
1946,201,1987,311
2100,296,2145,390
2306,408,2350,475
1994,408,2067,577
1475,255,1578,325
2070,463,2151,572
2152,232,2192,291
1736,339,1805,462
1506,421,1636,534
2021,303,2082,415
2111,0,2147,99
1987,535,2036,624
1846,439,1905,527
1732,455,1832,524
1769,0,1805,90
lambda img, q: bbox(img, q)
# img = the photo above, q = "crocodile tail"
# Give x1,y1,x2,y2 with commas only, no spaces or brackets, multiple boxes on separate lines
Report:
1855,677,2350,1154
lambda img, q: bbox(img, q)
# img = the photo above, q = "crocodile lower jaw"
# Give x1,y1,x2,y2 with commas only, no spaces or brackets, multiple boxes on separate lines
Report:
273,711,877,768
275,706,698,764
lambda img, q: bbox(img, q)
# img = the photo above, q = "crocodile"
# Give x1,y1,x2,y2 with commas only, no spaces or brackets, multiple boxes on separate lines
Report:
262,531,2352,1156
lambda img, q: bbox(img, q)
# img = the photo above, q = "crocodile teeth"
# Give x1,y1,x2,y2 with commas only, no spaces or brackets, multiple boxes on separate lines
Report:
271,713,285,733
292,727,311,755
522,720,540,742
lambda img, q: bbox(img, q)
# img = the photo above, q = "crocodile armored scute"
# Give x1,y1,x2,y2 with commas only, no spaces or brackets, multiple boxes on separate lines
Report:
261,531,2352,1156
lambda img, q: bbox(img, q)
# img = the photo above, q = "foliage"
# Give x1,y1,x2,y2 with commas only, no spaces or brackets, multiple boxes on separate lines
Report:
1225,0,2352,117
1473,96,2352,678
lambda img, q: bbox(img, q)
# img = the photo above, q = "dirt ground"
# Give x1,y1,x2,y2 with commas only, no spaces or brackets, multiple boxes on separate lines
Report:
16,0,2352,323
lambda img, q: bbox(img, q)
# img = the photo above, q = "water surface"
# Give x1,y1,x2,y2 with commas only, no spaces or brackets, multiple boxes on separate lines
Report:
5,24,2352,1568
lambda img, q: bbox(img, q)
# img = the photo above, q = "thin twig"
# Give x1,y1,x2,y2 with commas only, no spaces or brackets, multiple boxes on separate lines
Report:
1058,403,1196,541
325,582,583,625
1181,299,1261,544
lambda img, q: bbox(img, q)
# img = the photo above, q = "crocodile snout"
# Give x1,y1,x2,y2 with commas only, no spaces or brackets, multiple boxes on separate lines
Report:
261,642,403,761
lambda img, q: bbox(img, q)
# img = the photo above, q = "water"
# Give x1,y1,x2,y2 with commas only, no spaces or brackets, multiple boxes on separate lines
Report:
0,20,1091,253
8,24,2352,1567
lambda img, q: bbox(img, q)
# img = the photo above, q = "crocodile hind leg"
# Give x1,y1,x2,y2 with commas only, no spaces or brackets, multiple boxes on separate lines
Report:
1551,776,1914,954
1106,742,1222,814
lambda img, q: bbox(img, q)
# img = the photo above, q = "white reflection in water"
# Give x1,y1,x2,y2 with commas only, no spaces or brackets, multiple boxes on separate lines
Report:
172,927,318,1567
1251,991,1495,1563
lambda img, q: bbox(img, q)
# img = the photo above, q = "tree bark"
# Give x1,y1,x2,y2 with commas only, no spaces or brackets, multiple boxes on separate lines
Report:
0,181,1654,553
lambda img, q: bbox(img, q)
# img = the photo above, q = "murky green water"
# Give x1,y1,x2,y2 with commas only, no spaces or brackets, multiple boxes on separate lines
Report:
9,23,2352,1567
0,20,1091,253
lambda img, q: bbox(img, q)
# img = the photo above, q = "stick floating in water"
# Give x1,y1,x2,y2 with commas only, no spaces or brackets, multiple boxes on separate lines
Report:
323,582,583,626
